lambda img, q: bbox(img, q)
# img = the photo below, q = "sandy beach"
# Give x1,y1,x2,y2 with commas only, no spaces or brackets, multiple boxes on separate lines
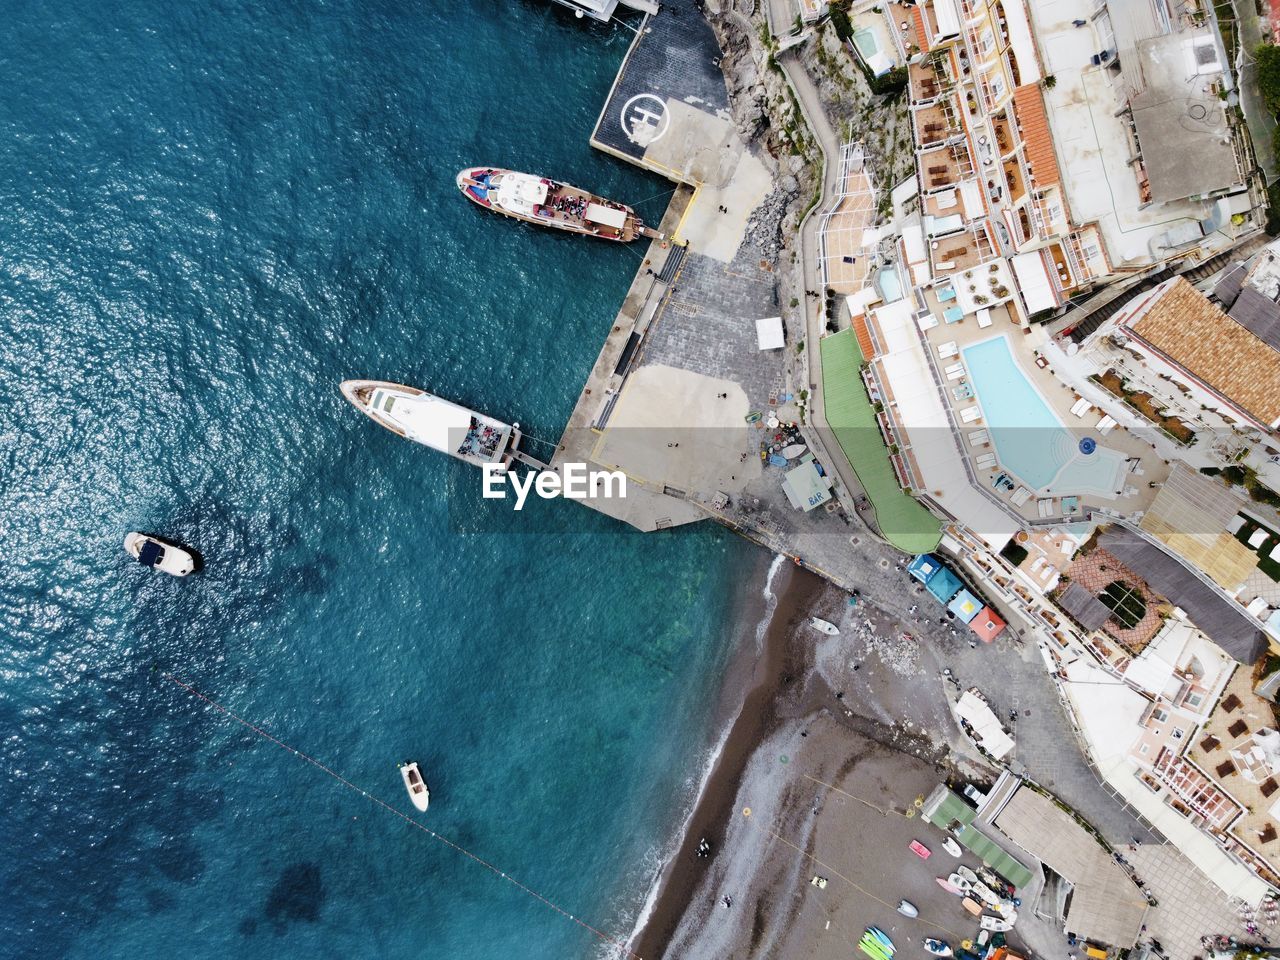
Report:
628,560,828,960
625,556,1044,960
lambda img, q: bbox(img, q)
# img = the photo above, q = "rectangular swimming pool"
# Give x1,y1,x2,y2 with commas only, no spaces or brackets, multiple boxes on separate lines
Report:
853,28,879,62
962,335,1126,497
878,266,904,303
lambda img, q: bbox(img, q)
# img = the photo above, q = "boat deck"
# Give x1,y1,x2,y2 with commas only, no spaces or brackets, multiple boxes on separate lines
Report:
539,180,639,241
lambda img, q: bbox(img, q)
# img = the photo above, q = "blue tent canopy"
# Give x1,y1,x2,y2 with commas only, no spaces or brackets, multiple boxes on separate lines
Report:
947,588,982,623
908,554,941,584
924,567,963,604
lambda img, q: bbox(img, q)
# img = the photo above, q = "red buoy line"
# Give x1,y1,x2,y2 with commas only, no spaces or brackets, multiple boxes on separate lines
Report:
162,673,641,959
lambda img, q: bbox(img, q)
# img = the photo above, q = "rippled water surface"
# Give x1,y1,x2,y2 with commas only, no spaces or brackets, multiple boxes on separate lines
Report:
0,3,754,957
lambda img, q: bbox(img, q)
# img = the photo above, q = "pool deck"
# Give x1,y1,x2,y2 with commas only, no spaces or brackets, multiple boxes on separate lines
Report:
874,292,1169,527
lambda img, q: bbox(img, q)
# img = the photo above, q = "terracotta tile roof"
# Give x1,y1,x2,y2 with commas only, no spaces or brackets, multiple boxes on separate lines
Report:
912,6,930,53
852,312,878,359
1128,278,1280,426
1012,84,1059,189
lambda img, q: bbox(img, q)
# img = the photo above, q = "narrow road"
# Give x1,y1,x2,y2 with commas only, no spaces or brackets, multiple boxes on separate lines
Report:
757,4,880,527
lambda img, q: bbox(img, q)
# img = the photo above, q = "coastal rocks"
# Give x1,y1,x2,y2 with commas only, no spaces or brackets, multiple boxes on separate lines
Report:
742,186,795,255
851,618,922,678
798,24,914,216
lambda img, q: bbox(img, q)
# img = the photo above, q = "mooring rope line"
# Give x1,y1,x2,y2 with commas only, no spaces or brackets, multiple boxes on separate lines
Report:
162,672,641,960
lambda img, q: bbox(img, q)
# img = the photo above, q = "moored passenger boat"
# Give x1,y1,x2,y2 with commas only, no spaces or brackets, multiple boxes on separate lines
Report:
340,380,520,470
456,167,659,242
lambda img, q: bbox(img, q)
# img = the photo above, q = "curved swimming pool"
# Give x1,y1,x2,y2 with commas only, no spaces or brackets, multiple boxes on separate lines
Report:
962,335,1126,496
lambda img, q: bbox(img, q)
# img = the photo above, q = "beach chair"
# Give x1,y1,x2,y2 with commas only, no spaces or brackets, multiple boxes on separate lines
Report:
976,453,997,469
1097,414,1117,435
976,308,993,328
937,340,959,359
1010,487,1032,506
917,312,940,331
944,362,964,379
960,405,981,423
1070,398,1091,418
968,430,988,446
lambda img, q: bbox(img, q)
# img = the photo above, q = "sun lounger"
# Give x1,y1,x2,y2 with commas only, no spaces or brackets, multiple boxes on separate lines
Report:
1070,398,1091,417
968,430,988,446
917,312,940,331
1010,486,1032,506
944,362,964,379
960,405,981,423
976,453,998,469
1096,414,1117,435
1037,498,1054,518
976,308,993,328
938,340,959,359
1029,556,1044,572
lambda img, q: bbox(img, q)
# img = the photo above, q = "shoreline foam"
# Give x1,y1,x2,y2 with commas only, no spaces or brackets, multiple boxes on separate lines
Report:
617,553,787,955
626,560,829,959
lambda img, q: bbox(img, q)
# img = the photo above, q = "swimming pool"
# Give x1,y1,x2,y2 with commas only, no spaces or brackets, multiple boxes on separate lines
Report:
853,28,879,62
962,335,1127,496
878,266,904,303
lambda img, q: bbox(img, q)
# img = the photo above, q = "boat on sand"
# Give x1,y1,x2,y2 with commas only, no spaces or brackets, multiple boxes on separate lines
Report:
809,616,840,635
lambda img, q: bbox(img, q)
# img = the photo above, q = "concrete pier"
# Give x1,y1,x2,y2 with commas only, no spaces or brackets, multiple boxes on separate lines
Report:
553,0,937,601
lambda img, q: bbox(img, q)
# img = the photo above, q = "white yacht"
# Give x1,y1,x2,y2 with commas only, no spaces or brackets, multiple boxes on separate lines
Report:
399,761,430,813
340,380,520,470
124,532,196,576
550,0,618,21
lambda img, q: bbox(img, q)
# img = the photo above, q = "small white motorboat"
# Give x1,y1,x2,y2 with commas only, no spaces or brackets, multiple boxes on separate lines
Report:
897,899,919,918
980,914,1015,932
124,532,195,576
923,939,953,957
399,761,430,812
809,617,840,636
942,836,962,857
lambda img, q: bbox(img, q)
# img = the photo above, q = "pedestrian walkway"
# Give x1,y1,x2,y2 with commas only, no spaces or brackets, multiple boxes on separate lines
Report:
1131,844,1262,960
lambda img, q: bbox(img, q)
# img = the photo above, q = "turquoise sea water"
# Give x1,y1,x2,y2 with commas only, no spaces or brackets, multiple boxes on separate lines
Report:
0,3,756,958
